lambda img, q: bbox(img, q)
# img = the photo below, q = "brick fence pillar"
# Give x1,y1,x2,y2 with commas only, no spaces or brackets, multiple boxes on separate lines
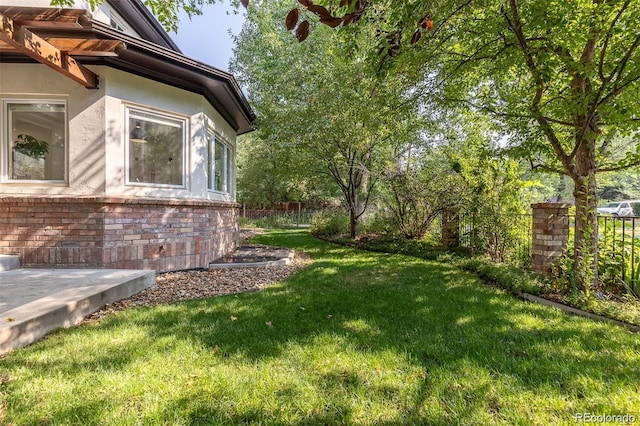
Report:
442,207,460,249
531,202,570,276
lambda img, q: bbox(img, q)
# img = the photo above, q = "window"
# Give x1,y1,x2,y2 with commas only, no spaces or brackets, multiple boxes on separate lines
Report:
5,101,66,182
127,108,185,186
226,142,233,193
207,131,233,194
110,14,126,32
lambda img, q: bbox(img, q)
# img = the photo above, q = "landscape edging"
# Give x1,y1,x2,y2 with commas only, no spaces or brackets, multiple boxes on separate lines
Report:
516,292,640,333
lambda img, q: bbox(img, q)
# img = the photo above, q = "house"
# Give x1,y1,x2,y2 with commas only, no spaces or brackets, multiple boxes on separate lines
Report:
0,0,255,271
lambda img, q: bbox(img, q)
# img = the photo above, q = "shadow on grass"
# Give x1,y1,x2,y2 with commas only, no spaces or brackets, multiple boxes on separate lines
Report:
2,230,639,424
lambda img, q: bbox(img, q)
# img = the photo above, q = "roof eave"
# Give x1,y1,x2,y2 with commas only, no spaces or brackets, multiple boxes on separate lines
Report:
90,22,254,135
105,0,181,53
0,5,255,135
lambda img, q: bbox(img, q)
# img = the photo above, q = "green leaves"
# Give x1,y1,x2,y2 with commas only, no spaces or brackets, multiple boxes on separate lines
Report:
13,134,49,158
231,0,422,236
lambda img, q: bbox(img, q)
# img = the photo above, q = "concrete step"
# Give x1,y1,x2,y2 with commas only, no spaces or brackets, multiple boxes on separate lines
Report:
0,254,20,272
0,269,155,355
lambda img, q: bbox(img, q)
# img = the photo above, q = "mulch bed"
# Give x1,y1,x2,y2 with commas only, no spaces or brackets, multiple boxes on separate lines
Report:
82,228,310,324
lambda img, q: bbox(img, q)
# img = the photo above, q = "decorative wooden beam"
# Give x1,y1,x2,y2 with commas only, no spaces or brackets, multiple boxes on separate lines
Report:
42,37,125,56
23,28,98,87
13,20,91,30
0,7,91,25
0,12,97,88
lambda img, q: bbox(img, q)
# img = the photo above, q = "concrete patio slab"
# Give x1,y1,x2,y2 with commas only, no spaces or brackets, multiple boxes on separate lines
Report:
0,254,20,272
0,245,293,356
0,269,155,355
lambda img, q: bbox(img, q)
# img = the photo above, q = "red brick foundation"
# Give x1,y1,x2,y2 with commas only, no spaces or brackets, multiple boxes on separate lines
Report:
0,196,239,272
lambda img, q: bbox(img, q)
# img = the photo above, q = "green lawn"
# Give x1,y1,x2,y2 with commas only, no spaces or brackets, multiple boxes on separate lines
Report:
1,230,638,425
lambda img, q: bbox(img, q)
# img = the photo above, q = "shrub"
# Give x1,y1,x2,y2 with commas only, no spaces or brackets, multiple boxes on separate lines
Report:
359,209,396,236
456,257,545,295
310,210,349,238
349,234,640,327
239,216,257,228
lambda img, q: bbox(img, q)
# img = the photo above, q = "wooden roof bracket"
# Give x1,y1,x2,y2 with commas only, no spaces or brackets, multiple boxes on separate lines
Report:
0,12,98,89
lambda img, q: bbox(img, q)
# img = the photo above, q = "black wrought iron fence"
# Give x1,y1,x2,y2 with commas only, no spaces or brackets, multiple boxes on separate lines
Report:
597,215,640,296
458,212,533,266
240,206,314,228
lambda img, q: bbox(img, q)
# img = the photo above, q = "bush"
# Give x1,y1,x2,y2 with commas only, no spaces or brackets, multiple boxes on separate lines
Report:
239,216,257,228
455,256,546,295
310,210,349,238
359,210,396,236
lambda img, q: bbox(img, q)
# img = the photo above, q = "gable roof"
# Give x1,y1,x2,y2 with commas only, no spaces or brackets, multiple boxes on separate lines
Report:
104,0,181,52
0,5,254,135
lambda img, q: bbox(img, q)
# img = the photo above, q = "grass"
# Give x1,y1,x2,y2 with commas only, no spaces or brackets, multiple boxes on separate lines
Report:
347,233,640,328
1,229,639,425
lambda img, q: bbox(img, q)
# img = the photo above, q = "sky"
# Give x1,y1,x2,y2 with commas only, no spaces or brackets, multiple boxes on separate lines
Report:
170,2,246,72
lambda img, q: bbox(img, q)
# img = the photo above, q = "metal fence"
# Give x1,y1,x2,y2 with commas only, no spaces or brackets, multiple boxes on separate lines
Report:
457,211,638,295
239,205,637,295
597,215,640,295
240,206,314,228
458,212,533,266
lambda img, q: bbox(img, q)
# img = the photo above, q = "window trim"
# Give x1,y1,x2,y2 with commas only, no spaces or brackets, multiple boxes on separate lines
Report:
125,106,188,189
2,98,68,184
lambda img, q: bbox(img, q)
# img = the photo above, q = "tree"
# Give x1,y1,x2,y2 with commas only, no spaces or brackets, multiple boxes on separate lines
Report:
51,0,248,33
236,131,337,207
288,0,640,292
63,0,640,291
230,0,418,238
416,0,640,292
285,0,640,291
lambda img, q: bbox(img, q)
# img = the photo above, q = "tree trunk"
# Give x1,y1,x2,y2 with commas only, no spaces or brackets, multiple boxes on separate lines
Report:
349,188,359,239
572,138,599,292
349,208,358,239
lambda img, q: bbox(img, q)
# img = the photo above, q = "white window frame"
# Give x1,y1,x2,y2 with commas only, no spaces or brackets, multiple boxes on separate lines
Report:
1,99,68,184
109,14,127,32
207,129,234,195
125,106,187,189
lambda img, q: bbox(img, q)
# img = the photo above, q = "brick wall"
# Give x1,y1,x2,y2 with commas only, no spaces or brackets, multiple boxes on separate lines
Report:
531,202,570,275
0,196,239,272
441,207,460,249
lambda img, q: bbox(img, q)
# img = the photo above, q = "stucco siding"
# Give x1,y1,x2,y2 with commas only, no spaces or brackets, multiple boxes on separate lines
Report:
0,64,238,203
0,2,248,272
0,63,107,195
101,67,237,202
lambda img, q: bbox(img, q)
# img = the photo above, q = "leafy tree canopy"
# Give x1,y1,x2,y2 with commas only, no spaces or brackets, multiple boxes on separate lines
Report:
51,0,247,33
230,0,423,237
50,0,640,290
